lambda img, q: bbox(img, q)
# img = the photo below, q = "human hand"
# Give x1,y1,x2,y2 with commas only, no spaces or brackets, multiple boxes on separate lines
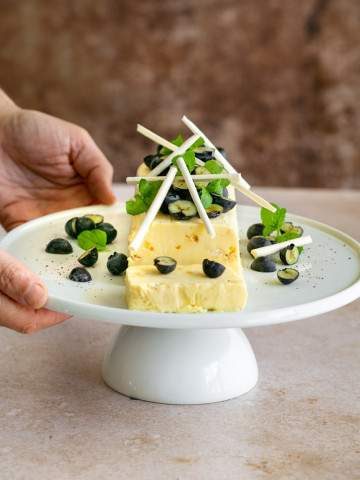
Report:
0,92,116,230
0,250,68,333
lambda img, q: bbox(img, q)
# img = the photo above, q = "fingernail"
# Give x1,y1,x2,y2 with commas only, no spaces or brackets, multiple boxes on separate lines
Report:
24,283,47,309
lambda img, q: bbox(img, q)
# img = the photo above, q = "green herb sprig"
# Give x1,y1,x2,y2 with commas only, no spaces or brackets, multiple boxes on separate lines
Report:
77,229,107,251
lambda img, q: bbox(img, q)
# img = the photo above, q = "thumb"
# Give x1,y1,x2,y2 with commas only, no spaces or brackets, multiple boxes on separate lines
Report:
0,250,47,309
71,129,116,205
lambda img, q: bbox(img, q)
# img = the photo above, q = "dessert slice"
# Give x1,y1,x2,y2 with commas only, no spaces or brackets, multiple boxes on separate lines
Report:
125,264,247,313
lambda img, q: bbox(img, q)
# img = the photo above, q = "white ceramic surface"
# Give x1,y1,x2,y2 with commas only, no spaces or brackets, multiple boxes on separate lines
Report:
1,204,359,404
0,204,359,329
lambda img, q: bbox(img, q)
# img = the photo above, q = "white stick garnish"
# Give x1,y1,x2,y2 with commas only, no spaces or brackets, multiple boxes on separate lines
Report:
137,124,177,152
251,235,313,259
177,157,215,238
129,166,178,251
126,173,238,184
231,174,276,212
182,115,251,190
149,134,200,176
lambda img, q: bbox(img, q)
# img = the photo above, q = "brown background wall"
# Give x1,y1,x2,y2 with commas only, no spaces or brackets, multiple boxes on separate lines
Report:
1,0,359,188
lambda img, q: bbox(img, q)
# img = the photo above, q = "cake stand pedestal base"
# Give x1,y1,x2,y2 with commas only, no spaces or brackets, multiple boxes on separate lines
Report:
102,326,258,404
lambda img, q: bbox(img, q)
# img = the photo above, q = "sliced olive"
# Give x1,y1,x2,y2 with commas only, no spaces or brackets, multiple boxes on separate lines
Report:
222,188,229,198
247,236,272,254
160,189,181,214
247,223,265,240
69,267,92,282
280,222,294,234
292,226,304,237
65,217,78,238
97,222,117,244
173,179,190,199
107,252,128,275
279,244,299,266
78,247,98,267
144,154,158,168
202,259,226,278
277,268,299,285
193,146,214,161
46,238,73,254
154,256,177,274
250,257,276,272
168,200,197,221
205,204,224,219
211,194,236,213
76,216,95,235
84,214,104,226
194,166,210,189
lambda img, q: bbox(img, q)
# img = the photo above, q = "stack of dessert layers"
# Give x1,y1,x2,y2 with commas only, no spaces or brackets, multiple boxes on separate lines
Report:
125,164,248,312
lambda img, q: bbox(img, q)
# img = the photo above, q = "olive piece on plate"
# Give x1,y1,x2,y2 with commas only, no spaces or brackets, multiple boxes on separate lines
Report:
280,222,294,234
193,146,214,161
160,189,181,214
107,252,128,275
203,259,226,278
84,214,104,226
97,222,117,244
154,256,177,274
277,268,299,285
65,217,78,238
247,223,265,240
211,194,236,213
247,236,272,254
78,247,98,267
69,267,92,282
76,216,95,235
46,238,73,254
279,244,299,266
173,179,191,199
250,257,276,273
205,204,224,219
292,226,304,237
168,200,197,221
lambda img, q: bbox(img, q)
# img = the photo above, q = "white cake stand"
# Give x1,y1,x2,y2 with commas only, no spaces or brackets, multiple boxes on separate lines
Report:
1,205,359,404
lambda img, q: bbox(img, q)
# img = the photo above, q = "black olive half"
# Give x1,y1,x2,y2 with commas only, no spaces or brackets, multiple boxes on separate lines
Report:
172,179,191,199
279,244,299,266
78,247,98,267
84,214,104,226
154,256,177,274
76,216,95,235
203,259,226,278
46,238,73,254
247,236,272,255
216,147,226,158
205,204,224,219
97,223,118,244
193,147,214,161
107,252,128,275
277,268,299,285
168,200,197,221
65,217,78,238
280,222,293,234
291,226,304,237
69,267,92,282
247,223,265,240
144,154,158,168
250,257,276,273
160,189,181,214
211,194,236,213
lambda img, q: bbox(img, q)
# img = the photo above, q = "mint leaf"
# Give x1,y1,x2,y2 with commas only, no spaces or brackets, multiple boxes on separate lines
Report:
160,134,184,156
139,179,162,207
204,159,223,174
183,150,196,173
77,229,107,251
189,136,205,150
126,194,147,215
200,188,213,208
207,178,230,195
276,230,301,243
261,203,287,236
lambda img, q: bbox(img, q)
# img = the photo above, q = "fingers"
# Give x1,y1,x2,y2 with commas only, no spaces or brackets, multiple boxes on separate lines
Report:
0,291,69,333
71,129,116,205
0,250,47,309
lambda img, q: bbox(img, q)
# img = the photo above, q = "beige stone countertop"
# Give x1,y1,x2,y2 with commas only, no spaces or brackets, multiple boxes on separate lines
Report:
0,186,359,480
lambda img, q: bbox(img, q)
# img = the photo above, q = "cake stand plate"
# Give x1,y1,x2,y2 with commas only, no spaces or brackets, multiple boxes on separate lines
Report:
1,205,359,404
